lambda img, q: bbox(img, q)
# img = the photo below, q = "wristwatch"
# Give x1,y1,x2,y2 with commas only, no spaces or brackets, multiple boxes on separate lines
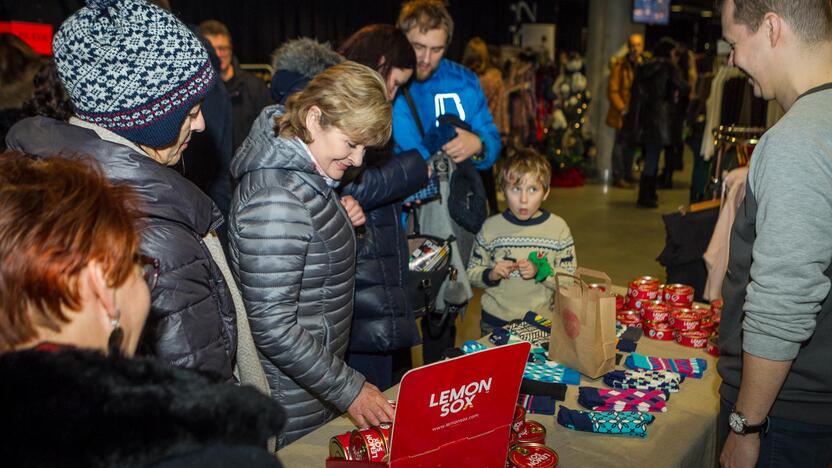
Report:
728,408,769,435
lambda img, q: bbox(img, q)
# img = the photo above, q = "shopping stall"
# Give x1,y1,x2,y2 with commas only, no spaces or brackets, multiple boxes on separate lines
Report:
278,278,721,468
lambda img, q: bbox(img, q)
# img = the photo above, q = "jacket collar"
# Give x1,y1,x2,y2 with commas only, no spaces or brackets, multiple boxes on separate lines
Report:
6,116,222,235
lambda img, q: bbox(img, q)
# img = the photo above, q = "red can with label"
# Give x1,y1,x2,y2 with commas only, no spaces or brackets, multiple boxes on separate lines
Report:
699,315,715,333
628,277,661,302
615,294,625,311
513,404,526,433
351,426,388,462
707,335,720,357
710,298,724,318
329,432,354,460
616,309,641,323
507,443,559,468
691,303,711,318
517,420,547,444
642,301,671,323
644,321,675,341
669,309,701,331
664,284,694,307
676,330,710,348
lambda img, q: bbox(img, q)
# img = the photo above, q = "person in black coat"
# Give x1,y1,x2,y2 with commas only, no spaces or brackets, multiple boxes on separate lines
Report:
622,37,690,208
338,25,429,389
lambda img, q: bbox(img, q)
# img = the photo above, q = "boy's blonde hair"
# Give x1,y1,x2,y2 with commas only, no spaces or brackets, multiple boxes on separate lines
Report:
498,148,551,190
276,61,391,147
397,0,454,45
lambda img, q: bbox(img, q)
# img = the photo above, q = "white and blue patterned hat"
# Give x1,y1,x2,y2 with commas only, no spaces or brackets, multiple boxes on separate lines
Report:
53,0,216,148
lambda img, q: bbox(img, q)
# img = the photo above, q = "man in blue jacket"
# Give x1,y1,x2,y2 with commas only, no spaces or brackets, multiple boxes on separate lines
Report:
393,0,500,170
394,0,501,364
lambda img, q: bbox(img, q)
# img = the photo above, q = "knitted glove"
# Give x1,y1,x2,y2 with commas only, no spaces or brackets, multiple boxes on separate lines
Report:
625,353,708,379
603,369,684,393
524,360,581,385
578,387,668,413
421,123,457,155
518,393,559,415
557,407,655,438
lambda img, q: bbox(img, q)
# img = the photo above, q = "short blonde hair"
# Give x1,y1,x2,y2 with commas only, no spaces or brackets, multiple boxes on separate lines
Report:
498,148,551,190
397,0,454,45
276,61,391,148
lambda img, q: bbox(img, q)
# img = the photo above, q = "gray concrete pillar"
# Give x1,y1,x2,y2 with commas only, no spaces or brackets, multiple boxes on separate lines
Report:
585,0,644,184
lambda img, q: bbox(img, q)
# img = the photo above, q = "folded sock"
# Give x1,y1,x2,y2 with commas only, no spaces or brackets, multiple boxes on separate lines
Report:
625,353,708,379
518,393,559,414
557,407,655,438
603,369,684,393
616,339,637,353
519,379,568,400
524,361,581,385
578,387,667,413
621,327,643,342
461,340,488,354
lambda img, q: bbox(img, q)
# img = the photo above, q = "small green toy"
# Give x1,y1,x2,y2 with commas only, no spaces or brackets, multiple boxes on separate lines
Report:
528,251,554,283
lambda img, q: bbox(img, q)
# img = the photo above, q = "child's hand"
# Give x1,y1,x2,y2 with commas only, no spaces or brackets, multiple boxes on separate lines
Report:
489,260,516,281
517,259,538,280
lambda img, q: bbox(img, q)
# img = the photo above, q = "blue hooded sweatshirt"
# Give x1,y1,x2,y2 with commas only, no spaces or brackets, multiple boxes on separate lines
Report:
392,59,501,170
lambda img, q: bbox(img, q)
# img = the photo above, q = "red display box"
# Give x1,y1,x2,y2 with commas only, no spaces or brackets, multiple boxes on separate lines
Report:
327,342,530,467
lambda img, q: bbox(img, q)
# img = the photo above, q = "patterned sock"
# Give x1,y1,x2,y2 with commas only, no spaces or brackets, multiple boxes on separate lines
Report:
625,353,708,379
504,320,550,349
519,379,568,400
578,387,667,413
557,407,655,438
603,369,684,393
518,393,559,414
489,327,511,346
523,311,552,330
461,340,488,354
524,360,581,385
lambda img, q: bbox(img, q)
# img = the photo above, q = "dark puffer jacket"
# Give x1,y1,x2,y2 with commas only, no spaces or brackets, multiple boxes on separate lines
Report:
0,347,284,467
228,106,364,447
341,148,427,353
5,117,236,379
621,58,689,146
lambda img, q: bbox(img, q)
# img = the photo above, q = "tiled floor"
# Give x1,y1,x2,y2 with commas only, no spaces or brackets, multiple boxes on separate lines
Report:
412,152,697,365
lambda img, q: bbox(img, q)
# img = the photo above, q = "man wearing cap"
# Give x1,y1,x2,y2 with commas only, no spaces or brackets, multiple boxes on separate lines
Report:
6,0,239,381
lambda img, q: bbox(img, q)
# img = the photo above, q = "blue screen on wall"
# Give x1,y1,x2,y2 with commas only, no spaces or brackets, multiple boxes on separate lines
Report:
633,0,670,25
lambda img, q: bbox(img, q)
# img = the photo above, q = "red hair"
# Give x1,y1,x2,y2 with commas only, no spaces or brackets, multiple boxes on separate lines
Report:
0,151,142,352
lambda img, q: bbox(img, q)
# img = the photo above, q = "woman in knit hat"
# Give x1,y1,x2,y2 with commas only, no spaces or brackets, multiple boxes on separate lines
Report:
5,0,242,383
228,61,396,447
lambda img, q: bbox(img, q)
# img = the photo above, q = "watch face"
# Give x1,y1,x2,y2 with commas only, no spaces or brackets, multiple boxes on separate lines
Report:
729,412,745,433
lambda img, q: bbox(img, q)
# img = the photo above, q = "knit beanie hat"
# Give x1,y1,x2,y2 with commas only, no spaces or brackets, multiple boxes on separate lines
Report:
53,0,216,148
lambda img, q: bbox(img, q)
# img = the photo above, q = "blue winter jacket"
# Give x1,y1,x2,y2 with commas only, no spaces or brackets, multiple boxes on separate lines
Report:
392,59,501,170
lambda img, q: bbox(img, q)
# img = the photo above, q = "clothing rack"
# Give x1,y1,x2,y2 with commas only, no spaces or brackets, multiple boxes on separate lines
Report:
707,125,765,199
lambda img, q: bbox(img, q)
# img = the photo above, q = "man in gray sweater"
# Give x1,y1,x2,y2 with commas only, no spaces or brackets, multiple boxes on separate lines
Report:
718,1,832,467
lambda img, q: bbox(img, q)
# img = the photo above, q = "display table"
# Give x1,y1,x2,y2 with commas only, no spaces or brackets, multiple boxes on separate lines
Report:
278,291,720,467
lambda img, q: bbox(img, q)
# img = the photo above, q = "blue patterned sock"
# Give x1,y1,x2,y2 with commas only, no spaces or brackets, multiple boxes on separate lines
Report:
518,393,558,415
461,340,488,354
524,361,581,385
557,407,655,438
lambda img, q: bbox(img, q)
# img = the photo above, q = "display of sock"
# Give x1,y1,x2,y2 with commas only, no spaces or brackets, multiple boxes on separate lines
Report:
603,369,684,393
523,311,552,330
504,319,550,348
578,387,667,413
461,340,488,354
524,360,581,385
518,393,559,414
519,379,568,400
557,407,655,438
625,353,708,379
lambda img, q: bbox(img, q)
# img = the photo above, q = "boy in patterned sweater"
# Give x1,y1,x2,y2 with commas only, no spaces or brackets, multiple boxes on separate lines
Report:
468,149,577,336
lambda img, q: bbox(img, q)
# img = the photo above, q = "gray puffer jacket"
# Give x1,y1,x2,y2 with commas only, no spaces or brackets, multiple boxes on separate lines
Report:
228,106,365,447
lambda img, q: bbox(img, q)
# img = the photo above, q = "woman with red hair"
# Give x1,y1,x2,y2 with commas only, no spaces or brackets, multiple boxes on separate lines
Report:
0,152,284,467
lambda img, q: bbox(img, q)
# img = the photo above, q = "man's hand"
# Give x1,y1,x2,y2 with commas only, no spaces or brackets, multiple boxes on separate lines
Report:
441,127,482,163
488,260,517,282
720,432,760,468
340,195,366,227
517,259,538,280
347,383,395,428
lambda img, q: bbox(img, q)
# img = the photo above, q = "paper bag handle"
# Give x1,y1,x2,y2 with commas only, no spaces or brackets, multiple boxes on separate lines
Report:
575,267,611,292
551,271,587,312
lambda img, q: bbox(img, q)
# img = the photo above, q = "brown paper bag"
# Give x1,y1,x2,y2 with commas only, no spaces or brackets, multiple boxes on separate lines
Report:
548,268,617,379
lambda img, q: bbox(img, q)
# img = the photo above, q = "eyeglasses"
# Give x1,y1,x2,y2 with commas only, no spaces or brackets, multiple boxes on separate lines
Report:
135,254,160,291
